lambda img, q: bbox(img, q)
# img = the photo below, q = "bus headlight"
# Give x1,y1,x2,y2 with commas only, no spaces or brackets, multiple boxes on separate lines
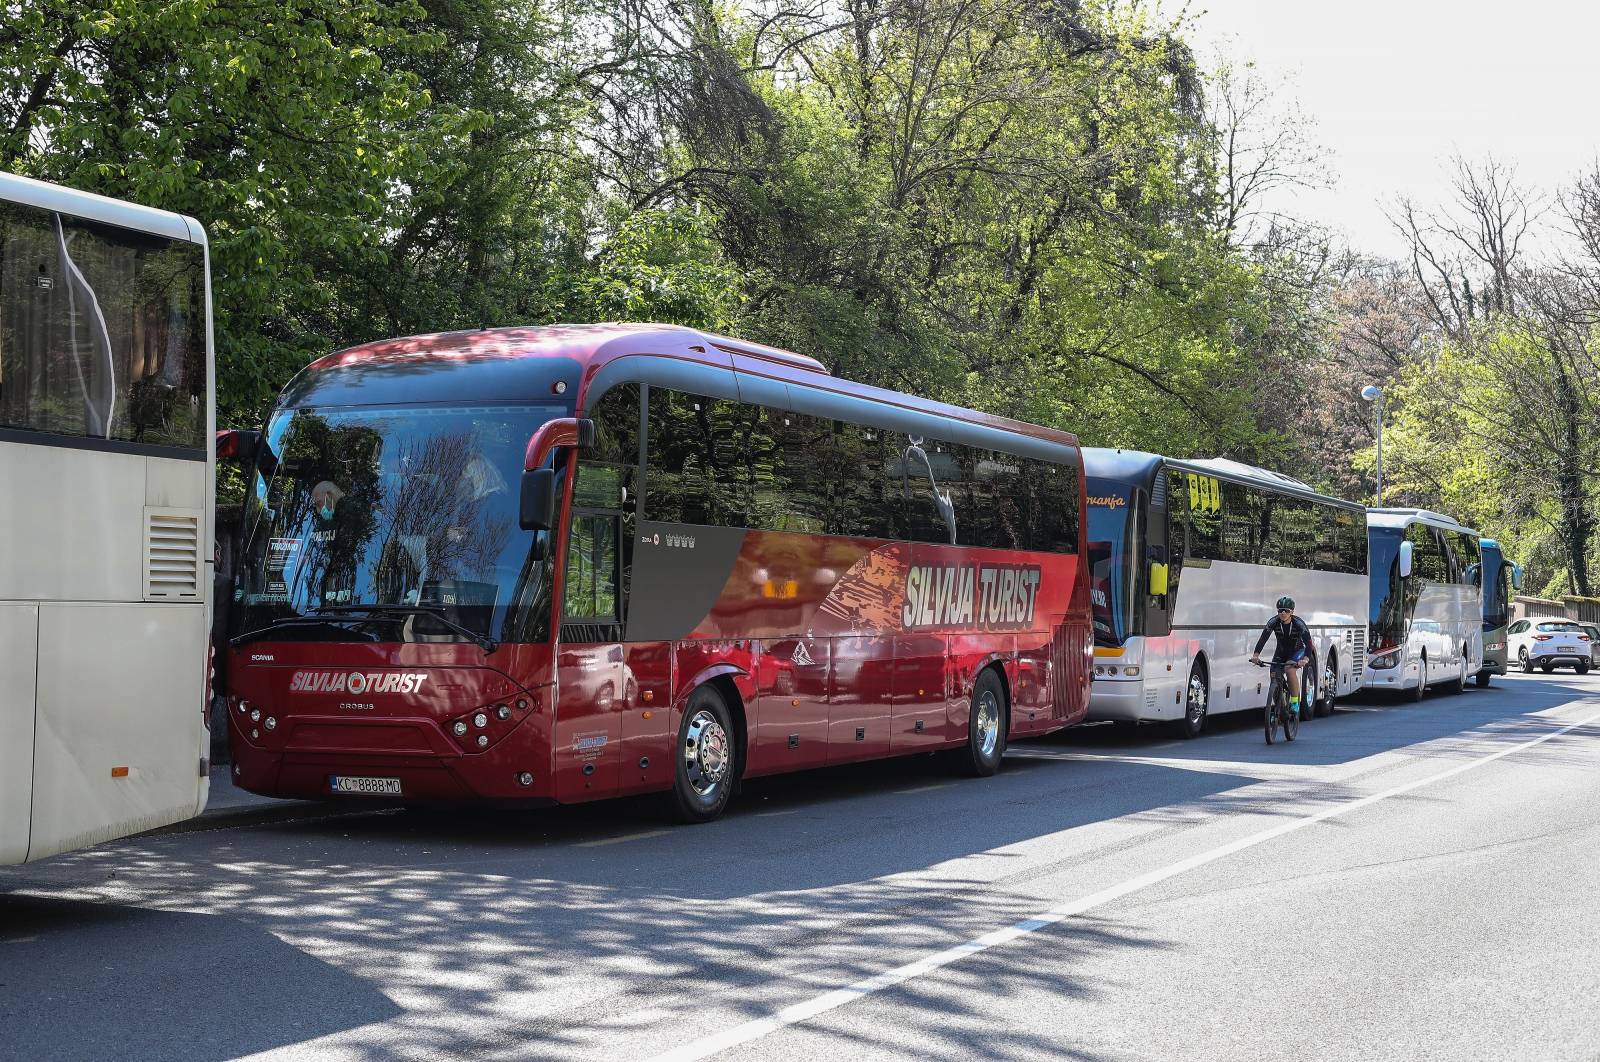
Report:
1123,666,1140,677
476,735,489,748
453,720,469,737
473,712,489,729
263,716,277,731
496,705,512,721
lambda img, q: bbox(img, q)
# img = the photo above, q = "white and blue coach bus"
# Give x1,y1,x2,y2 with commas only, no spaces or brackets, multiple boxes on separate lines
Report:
1363,508,1485,698
1084,449,1369,737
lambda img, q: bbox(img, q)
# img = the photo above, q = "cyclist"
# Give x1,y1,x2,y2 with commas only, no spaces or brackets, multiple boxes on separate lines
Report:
1251,596,1313,719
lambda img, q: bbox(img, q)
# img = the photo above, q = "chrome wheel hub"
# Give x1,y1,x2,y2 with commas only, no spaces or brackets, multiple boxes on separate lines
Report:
1187,674,1207,722
975,689,1001,758
683,710,730,797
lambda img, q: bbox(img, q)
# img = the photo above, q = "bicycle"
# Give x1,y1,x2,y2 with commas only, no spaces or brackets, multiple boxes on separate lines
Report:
1251,659,1301,744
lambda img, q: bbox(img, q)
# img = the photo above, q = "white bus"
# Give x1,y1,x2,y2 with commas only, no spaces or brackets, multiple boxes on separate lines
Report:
1,172,214,863
1363,508,1484,698
1085,449,1369,737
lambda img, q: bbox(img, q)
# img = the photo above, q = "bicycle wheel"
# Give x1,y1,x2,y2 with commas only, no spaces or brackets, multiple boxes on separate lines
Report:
1283,690,1299,741
1264,684,1278,745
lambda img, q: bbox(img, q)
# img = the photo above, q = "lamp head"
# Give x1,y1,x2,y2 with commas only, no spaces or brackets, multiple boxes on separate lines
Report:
1360,384,1382,402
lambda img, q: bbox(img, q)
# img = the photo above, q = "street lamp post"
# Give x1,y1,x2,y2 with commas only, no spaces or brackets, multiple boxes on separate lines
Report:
1361,384,1384,506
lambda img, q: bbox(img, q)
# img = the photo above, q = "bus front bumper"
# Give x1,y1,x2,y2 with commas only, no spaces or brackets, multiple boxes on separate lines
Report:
1087,678,1148,722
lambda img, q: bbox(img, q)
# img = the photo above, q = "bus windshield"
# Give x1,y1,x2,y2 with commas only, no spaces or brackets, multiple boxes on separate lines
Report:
235,402,567,645
1368,527,1406,653
1087,480,1136,646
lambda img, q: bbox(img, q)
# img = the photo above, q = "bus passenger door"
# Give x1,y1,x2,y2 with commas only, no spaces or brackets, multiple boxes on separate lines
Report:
554,508,628,802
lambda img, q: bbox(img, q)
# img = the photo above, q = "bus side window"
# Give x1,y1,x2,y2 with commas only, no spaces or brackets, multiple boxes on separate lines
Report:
564,513,620,623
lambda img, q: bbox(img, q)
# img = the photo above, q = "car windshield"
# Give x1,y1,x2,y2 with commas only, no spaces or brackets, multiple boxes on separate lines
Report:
235,402,566,645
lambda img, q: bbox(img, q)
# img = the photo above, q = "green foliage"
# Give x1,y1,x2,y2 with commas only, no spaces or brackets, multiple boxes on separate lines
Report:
5,0,1318,495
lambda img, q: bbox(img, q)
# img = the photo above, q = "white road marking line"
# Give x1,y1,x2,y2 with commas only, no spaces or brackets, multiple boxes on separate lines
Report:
575,829,671,848
892,783,953,795
646,703,1600,1062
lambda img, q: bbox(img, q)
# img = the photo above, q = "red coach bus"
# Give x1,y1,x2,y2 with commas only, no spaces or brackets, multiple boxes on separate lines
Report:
223,324,1092,821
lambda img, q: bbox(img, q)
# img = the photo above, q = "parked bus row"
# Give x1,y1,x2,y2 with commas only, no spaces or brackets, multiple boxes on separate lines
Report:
2,174,1528,860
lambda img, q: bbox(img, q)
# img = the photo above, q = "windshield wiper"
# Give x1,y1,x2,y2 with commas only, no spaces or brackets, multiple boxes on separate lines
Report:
231,615,383,648
312,605,498,655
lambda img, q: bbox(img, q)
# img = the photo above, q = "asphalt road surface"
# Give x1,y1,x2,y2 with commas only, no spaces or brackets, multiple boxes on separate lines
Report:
5,673,1599,1062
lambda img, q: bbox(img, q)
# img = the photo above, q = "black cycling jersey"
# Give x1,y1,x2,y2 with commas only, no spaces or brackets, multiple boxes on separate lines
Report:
1254,615,1312,663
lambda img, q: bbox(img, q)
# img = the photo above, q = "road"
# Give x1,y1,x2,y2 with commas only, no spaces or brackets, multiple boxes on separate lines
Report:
4,673,1600,1062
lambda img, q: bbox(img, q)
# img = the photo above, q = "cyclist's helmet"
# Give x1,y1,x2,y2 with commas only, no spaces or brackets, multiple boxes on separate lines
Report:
1276,596,1296,612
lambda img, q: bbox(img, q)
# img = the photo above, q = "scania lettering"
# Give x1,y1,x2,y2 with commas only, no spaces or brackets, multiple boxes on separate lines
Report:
1083,449,1369,737
1364,508,1485,698
224,324,1093,821
1,172,215,864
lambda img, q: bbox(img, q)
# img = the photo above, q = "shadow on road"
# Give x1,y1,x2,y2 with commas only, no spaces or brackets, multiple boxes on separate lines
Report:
0,673,1593,1061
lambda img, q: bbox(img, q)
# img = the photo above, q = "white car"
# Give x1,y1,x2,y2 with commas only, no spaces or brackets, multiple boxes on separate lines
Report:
1506,618,1593,674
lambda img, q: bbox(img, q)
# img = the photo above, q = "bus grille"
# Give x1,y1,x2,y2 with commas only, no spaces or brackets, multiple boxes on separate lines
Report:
144,508,201,600
1352,628,1366,676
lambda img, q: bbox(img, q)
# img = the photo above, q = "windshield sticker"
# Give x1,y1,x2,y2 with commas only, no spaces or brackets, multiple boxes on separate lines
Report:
266,537,301,596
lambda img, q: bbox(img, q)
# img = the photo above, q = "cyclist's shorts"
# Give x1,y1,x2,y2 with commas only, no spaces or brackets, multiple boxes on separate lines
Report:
1272,649,1309,667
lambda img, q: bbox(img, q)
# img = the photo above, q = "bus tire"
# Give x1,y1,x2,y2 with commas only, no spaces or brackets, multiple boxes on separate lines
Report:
669,685,737,824
1316,652,1336,717
950,668,1007,777
1450,654,1468,694
1476,670,1491,688
1298,654,1316,724
1412,654,1426,702
1176,661,1208,739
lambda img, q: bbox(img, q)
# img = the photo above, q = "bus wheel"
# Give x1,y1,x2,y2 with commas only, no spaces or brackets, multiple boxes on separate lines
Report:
1316,652,1336,717
1299,657,1316,724
1476,670,1491,688
950,668,1007,777
1450,654,1468,695
1177,663,1208,739
670,686,737,824
1412,654,1426,702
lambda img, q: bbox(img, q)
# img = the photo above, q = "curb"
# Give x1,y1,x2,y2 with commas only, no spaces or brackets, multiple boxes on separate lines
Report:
144,798,393,838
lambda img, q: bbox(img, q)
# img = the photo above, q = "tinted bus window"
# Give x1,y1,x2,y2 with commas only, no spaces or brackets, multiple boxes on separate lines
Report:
1406,522,1446,581
0,201,206,451
830,420,902,539
645,389,749,526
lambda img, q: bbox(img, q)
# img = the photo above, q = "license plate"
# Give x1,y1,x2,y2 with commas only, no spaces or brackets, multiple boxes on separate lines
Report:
1560,646,1577,653
329,775,402,796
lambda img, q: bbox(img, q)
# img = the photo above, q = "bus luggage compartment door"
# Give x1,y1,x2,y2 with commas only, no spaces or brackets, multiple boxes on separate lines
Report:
0,605,38,864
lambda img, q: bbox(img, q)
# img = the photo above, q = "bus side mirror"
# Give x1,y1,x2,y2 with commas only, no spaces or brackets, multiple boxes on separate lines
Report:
523,417,596,471
520,468,557,531
216,428,276,475
1148,562,1169,597
1511,563,1525,591
1398,540,1414,579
